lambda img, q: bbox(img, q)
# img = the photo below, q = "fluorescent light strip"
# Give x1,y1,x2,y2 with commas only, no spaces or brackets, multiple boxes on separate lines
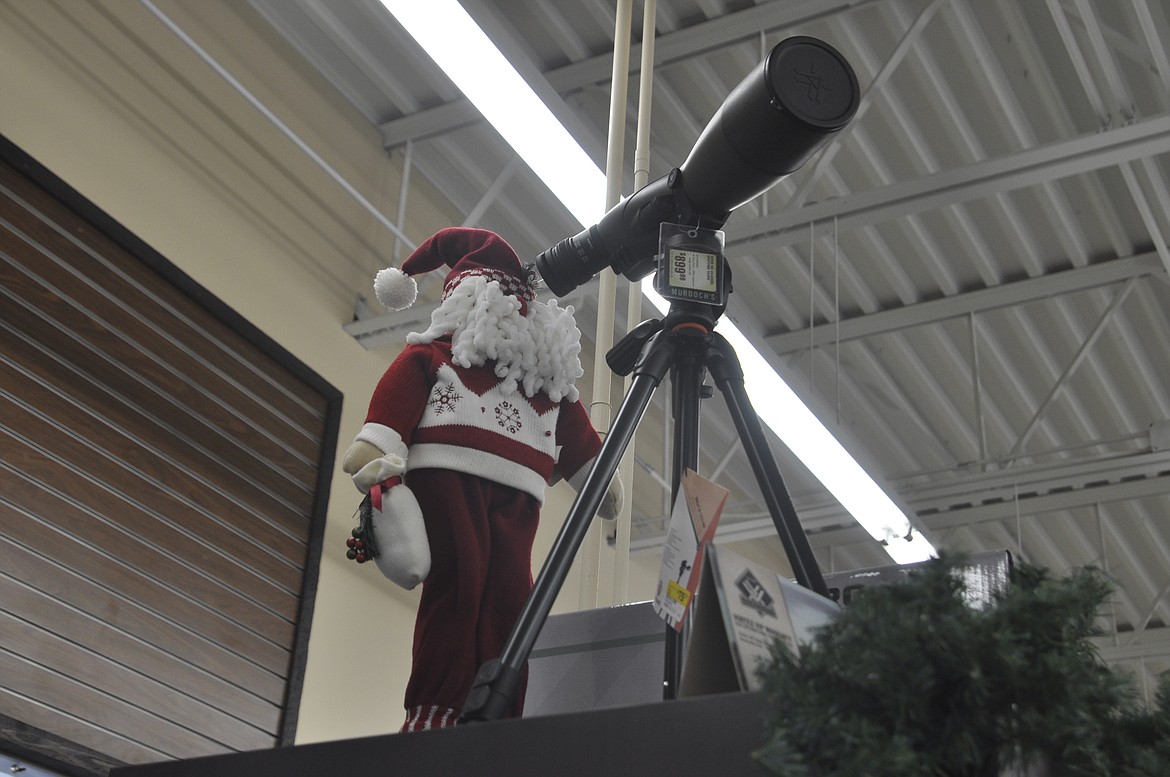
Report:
386,0,935,563
380,0,605,226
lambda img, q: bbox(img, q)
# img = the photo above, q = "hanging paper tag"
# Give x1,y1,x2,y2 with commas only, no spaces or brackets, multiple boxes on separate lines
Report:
652,469,729,631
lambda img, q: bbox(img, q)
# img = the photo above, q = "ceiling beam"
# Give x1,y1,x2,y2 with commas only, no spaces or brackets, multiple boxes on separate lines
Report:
631,446,1170,550
342,304,435,350
783,467,1170,553
915,470,1170,532
379,100,482,147
1095,625,1170,663
545,0,881,90
728,112,1170,251
376,0,879,147
765,251,1163,353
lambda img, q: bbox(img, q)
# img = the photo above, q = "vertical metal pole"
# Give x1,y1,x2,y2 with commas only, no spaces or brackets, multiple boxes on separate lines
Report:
612,0,657,605
580,0,634,609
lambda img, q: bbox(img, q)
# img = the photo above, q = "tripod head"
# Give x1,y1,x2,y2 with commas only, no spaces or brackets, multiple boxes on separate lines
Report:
605,297,729,377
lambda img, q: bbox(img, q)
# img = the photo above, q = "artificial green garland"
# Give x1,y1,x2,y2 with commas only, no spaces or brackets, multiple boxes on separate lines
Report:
754,554,1170,776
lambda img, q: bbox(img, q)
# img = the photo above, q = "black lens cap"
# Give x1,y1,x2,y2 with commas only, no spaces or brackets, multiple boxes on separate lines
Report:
767,37,860,131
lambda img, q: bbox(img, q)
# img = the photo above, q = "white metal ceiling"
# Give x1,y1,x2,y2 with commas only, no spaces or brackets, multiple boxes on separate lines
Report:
244,0,1170,695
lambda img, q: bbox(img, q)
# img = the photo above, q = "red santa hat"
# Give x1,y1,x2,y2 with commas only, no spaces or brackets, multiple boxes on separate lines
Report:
374,227,537,312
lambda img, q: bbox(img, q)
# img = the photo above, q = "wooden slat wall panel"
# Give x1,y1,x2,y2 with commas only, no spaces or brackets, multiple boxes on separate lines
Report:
0,612,272,753
0,420,300,619
1,164,329,440
0,248,317,527
0,688,168,769
0,331,310,576
0,649,232,759
0,569,282,731
0,236,322,507
0,141,338,772
0,538,287,703
0,465,297,661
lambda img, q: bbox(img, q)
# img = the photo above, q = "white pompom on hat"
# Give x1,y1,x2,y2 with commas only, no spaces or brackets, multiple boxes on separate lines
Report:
373,227,536,312
373,267,417,311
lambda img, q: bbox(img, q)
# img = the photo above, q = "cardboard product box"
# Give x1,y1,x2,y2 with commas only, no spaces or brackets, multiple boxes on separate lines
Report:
680,543,840,696
824,549,1013,609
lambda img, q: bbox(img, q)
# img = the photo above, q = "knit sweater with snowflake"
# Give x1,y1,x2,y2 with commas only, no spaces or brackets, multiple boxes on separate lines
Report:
355,337,601,503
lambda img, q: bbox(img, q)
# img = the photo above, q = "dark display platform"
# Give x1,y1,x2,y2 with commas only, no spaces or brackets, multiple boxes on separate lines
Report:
111,692,773,777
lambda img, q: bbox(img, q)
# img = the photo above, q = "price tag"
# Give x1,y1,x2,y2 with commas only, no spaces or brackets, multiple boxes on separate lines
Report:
666,579,692,607
653,223,726,306
652,469,729,631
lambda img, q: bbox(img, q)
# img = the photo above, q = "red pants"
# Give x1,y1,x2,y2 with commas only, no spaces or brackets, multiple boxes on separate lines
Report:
403,469,540,721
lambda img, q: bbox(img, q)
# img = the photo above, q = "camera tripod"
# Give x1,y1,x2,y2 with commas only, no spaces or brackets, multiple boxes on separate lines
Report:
459,297,829,723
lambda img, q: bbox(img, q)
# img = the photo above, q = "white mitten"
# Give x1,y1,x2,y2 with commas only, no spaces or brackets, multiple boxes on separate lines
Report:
365,478,431,590
568,458,624,521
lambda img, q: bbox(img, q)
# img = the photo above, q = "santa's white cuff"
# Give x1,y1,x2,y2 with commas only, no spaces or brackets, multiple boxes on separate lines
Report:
354,423,409,459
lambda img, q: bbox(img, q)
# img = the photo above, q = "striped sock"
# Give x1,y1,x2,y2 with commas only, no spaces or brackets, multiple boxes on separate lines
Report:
402,704,459,732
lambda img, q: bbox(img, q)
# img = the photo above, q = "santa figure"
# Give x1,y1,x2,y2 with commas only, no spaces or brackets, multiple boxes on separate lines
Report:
342,227,621,732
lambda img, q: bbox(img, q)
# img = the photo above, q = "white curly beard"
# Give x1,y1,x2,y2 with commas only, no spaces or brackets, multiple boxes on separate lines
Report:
406,276,584,403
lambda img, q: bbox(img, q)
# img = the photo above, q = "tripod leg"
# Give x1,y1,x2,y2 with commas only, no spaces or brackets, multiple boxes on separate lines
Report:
663,335,706,700
706,334,829,597
460,332,678,723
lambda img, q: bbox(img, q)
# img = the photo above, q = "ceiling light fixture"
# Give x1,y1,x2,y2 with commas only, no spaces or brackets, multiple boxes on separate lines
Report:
381,0,935,563
379,0,605,226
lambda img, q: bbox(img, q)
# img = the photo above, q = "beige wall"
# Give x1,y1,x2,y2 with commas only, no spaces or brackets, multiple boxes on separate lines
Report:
0,0,666,746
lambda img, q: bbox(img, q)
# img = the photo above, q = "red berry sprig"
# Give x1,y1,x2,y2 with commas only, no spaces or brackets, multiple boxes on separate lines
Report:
345,527,369,563
345,492,381,565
